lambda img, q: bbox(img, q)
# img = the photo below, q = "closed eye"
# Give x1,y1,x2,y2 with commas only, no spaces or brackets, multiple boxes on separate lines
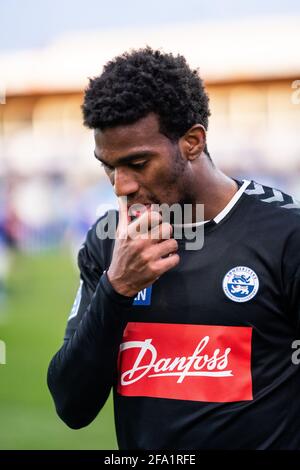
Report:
100,161,147,171
128,161,147,169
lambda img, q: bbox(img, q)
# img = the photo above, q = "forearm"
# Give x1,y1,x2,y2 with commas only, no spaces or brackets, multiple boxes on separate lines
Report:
47,272,133,429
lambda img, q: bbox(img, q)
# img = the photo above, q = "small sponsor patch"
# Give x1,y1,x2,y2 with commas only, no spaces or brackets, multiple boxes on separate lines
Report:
133,286,152,306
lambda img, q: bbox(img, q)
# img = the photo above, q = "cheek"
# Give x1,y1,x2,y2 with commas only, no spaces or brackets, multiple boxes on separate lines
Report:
157,163,185,188
146,169,183,199
146,169,175,191
152,160,178,183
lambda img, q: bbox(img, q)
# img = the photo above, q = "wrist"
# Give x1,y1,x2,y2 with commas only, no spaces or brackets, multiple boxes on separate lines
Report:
106,270,137,298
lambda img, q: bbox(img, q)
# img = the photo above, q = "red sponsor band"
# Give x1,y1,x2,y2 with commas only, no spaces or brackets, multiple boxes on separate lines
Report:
117,323,253,402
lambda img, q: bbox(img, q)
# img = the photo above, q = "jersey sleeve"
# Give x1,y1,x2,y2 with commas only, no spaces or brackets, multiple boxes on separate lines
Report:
47,216,134,429
288,268,300,332
64,231,103,341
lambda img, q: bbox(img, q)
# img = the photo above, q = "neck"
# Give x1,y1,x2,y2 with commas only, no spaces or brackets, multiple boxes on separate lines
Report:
187,156,238,222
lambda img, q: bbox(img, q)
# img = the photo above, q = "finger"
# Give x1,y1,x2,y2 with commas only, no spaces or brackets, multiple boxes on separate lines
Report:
149,222,173,242
128,209,162,238
153,253,180,276
149,238,178,259
118,196,129,233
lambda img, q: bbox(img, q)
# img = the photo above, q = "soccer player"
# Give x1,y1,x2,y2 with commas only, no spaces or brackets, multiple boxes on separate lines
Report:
47,48,300,449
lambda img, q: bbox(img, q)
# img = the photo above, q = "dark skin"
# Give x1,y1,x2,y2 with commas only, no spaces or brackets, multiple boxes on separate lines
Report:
94,112,238,296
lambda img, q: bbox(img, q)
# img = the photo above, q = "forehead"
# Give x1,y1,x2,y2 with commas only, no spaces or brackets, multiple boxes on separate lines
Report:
94,113,170,157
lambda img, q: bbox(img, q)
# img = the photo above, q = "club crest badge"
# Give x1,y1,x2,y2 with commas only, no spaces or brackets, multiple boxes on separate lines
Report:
223,266,259,303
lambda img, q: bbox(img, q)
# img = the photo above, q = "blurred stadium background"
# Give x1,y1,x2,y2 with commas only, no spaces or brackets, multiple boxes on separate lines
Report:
0,0,299,449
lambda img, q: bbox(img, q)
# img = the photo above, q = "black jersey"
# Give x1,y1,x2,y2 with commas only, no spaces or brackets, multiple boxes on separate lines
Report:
47,179,300,449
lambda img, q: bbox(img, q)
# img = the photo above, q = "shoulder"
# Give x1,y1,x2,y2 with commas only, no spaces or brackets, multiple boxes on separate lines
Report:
243,181,300,277
244,180,300,225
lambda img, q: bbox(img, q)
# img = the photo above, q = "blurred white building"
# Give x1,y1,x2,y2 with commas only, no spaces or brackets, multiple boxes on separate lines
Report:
0,15,299,246
1,15,300,178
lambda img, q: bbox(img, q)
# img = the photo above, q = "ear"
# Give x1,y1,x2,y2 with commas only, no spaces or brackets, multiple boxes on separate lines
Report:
179,124,206,161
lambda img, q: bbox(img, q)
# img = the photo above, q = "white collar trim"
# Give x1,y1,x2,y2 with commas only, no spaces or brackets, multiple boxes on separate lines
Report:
213,179,251,224
173,179,250,228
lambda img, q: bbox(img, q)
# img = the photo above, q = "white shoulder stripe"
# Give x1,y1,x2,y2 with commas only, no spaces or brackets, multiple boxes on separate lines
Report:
68,280,83,321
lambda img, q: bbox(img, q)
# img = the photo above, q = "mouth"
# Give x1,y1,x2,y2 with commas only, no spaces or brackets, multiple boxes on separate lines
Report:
127,203,152,218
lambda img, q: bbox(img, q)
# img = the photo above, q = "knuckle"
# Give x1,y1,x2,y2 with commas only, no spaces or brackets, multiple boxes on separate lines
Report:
140,250,151,263
133,238,144,250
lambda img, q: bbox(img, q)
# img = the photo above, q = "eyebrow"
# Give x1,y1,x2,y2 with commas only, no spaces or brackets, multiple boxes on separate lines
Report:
93,150,156,166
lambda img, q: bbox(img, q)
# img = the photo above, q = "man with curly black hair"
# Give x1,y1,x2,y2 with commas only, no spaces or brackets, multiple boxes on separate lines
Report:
48,48,300,450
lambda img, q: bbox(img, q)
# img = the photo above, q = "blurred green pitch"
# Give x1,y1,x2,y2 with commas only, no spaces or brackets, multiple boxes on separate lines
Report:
0,250,117,449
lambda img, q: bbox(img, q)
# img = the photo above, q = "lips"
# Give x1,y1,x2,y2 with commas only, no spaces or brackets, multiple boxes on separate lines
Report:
128,203,152,218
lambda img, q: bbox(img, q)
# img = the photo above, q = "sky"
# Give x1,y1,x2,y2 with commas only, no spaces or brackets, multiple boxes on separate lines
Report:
1,0,300,52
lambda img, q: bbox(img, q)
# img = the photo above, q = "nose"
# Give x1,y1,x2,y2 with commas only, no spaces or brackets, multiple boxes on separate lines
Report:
113,167,139,197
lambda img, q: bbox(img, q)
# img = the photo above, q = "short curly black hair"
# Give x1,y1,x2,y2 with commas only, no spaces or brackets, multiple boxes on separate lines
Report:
82,47,211,156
